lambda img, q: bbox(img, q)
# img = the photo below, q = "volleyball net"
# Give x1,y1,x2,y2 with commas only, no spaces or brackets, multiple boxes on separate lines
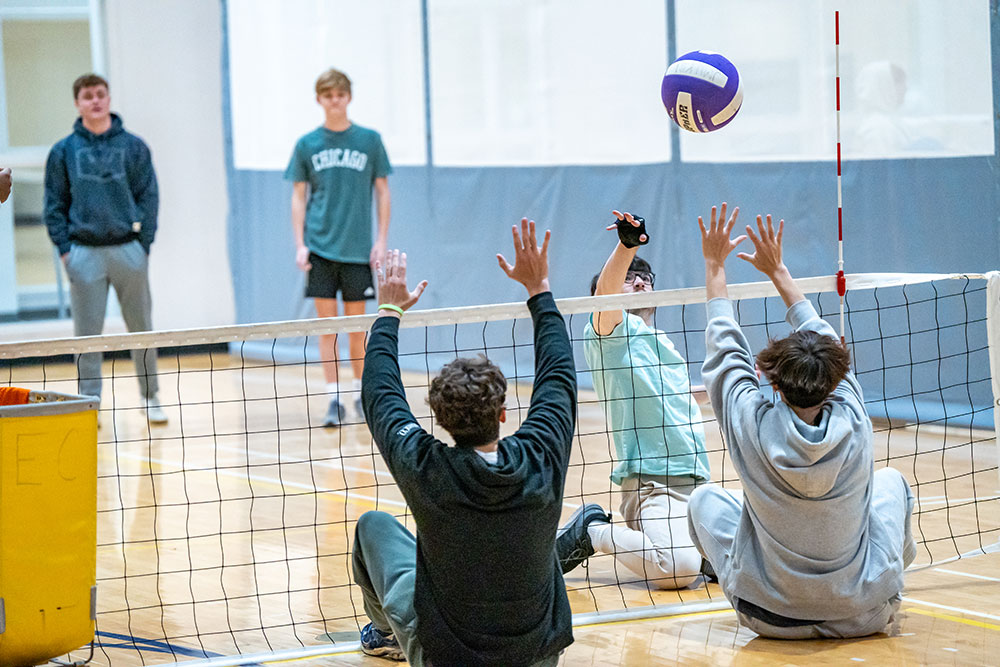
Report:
1,271,997,665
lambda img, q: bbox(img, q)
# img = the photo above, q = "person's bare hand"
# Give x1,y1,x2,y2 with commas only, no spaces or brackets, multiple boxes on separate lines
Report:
376,249,428,313
497,218,551,297
295,245,312,271
698,202,744,267
0,167,11,204
737,214,786,278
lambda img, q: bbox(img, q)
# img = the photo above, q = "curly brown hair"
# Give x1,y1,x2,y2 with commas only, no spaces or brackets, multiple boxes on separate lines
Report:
756,330,852,408
428,356,507,447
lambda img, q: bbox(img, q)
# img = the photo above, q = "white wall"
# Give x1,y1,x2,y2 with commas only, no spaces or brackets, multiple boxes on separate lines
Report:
103,0,234,329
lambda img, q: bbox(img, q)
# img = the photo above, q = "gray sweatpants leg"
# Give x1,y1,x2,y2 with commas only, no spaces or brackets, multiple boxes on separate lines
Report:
688,471,916,640
687,483,742,583
352,511,424,666
351,511,563,666
66,242,159,399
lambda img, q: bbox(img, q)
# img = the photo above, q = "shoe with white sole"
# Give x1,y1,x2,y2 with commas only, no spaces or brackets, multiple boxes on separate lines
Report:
143,397,168,424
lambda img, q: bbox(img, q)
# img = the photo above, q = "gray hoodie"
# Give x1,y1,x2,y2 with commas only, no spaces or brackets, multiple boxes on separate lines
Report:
702,297,905,621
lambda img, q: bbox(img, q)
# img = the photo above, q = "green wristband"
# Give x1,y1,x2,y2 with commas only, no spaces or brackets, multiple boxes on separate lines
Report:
378,304,405,316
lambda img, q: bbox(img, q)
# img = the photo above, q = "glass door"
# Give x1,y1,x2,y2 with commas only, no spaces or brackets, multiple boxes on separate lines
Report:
0,0,103,320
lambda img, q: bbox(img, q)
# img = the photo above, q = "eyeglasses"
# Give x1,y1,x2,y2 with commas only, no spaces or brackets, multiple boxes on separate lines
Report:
624,271,655,287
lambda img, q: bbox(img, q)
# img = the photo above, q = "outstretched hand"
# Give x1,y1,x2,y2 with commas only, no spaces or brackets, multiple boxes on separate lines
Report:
497,218,551,297
698,203,744,267
607,210,648,247
375,249,428,314
737,214,785,278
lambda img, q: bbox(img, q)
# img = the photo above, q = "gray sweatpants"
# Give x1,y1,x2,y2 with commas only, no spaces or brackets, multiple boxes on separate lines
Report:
687,467,916,639
351,511,561,667
64,241,158,399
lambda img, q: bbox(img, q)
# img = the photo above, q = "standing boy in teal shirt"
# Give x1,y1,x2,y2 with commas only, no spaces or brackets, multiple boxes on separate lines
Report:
285,68,392,427
557,211,709,589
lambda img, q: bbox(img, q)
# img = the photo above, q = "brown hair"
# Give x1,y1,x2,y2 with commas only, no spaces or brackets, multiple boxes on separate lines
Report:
315,68,351,96
73,73,109,99
590,256,652,296
756,330,851,408
428,356,507,447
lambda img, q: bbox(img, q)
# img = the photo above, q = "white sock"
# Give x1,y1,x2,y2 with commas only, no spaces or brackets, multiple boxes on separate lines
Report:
351,378,362,393
326,382,340,397
587,521,613,553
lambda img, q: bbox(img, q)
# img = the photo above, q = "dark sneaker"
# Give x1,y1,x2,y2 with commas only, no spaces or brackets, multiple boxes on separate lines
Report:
360,622,405,661
556,503,611,574
700,557,718,583
323,399,345,428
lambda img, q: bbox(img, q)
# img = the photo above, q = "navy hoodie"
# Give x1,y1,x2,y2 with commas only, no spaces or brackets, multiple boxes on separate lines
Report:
44,113,158,255
362,292,577,666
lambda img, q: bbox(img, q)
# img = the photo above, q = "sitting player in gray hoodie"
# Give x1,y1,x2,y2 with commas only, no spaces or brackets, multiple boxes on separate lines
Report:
689,203,916,639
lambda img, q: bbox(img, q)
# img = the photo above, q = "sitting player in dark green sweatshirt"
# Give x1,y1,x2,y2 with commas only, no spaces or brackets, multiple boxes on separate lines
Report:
354,219,576,666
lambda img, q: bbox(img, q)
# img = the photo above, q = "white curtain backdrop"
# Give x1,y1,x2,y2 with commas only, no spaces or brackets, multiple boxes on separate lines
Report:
227,0,993,169
675,0,994,162
227,0,426,170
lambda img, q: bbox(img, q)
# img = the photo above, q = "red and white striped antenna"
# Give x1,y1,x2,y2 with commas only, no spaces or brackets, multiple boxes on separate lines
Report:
835,10,846,344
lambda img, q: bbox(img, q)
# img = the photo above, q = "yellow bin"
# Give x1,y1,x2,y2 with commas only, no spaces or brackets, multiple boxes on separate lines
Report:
0,390,98,666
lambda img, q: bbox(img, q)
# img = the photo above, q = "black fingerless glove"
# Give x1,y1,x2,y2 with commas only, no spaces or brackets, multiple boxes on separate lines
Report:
614,215,649,248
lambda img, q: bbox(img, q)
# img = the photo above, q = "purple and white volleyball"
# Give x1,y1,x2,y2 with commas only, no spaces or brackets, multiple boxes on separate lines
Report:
661,51,743,133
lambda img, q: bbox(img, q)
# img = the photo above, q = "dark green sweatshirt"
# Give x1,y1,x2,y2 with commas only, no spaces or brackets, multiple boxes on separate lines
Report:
361,292,576,666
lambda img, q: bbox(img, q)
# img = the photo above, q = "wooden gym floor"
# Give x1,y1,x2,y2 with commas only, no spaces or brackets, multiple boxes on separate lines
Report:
4,351,998,666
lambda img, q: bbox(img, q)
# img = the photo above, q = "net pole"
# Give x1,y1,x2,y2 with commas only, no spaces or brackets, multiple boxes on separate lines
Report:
987,271,1000,488
835,10,846,343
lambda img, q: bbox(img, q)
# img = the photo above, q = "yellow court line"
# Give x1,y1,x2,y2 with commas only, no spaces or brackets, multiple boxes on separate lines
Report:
574,607,734,630
906,607,1000,632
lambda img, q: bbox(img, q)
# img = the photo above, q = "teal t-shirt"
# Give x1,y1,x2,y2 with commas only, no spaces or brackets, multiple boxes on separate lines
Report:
284,124,392,263
583,311,710,485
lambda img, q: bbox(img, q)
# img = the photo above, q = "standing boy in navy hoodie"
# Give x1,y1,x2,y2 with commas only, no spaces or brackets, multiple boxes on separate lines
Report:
44,73,166,423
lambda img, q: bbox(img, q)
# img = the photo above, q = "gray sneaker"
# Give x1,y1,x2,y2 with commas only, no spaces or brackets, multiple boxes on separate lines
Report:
143,397,168,425
323,399,345,428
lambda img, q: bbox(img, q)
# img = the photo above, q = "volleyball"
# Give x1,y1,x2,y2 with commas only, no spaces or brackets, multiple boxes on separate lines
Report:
661,51,743,133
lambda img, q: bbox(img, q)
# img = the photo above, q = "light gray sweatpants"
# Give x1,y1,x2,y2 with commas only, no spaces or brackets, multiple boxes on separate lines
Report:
64,241,158,399
687,467,916,639
589,476,704,589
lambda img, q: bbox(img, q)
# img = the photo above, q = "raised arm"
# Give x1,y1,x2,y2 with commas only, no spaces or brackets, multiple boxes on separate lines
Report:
591,210,649,335
699,203,764,441
498,219,576,457
361,249,428,464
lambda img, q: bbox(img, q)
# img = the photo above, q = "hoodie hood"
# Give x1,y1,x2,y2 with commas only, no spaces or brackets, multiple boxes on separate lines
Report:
760,400,865,499
73,113,125,141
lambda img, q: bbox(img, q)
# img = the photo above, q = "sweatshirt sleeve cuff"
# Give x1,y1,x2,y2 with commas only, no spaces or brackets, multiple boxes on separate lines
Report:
785,299,817,328
706,297,735,320
527,291,555,313
373,313,402,333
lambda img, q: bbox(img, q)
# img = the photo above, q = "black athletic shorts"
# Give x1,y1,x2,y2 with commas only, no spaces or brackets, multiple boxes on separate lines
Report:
305,253,375,301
